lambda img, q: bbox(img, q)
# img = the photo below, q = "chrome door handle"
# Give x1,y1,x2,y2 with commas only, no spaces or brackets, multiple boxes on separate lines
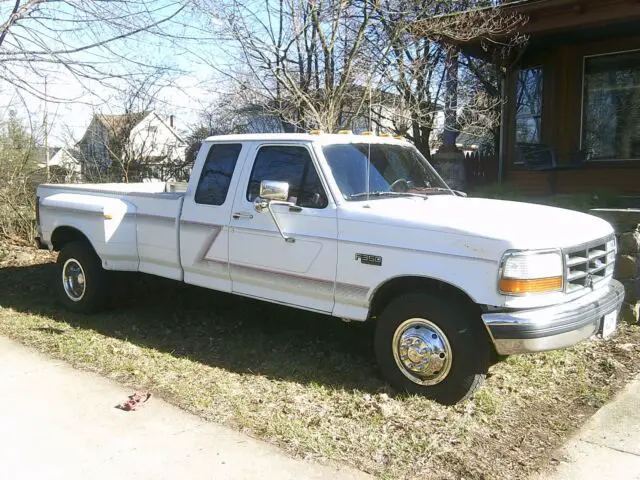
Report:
232,212,254,220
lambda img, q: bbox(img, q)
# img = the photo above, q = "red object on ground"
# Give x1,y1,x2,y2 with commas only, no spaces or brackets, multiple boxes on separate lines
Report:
117,392,151,411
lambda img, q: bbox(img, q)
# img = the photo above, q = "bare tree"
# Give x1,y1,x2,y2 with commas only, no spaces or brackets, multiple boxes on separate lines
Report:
456,53,504,152
365,1,525,157
195,0,524,154
198,0,381,133
0,1,192,101
365,1,445,157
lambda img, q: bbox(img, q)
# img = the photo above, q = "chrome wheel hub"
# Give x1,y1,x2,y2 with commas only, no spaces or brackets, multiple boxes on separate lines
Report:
392,318,452,386
62,259,86,302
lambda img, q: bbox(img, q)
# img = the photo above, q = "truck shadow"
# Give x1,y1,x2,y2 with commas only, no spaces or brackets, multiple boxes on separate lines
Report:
0,263,384,393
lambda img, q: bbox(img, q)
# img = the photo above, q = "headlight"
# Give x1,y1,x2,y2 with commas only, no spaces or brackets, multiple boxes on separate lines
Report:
499,250,563,295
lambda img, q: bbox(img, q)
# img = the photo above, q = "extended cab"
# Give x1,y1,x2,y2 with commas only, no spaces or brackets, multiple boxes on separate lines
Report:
36,133,625,404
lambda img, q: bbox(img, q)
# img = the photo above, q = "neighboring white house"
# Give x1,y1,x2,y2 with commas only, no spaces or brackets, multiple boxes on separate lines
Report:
49,147,82,182
77,110,188,182
36,147,82,183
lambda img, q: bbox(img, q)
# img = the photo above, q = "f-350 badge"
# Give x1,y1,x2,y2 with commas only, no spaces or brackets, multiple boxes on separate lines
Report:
355,253,382,266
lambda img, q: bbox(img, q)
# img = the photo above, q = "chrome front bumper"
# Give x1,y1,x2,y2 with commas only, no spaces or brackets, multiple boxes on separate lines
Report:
482,280,625,355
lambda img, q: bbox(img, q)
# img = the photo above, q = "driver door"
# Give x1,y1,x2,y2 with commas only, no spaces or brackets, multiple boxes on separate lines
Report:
228,143,338,312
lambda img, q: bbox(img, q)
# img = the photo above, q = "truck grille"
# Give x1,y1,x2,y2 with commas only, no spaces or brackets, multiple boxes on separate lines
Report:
564,236,616,293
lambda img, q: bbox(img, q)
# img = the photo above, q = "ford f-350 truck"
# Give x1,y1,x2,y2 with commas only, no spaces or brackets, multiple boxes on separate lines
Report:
36,133,624,404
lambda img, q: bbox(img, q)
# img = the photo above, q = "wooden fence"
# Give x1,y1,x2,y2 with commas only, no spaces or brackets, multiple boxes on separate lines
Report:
464,152,499,189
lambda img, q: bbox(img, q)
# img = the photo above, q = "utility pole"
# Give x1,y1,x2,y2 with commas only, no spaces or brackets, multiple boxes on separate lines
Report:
44,76,50,182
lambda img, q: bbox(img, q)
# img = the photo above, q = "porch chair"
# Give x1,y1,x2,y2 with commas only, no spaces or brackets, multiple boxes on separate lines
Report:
515,143,589,193
515,143,589,171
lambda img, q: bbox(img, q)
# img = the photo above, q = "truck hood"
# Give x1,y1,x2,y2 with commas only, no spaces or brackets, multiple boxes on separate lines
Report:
340,195,614,251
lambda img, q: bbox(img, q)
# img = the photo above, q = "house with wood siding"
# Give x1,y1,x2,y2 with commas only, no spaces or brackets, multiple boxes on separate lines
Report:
454,0,640,197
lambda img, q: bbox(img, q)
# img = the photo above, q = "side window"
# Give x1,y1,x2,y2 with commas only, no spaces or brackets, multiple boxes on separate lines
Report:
195,143,242,205
246,145,328,209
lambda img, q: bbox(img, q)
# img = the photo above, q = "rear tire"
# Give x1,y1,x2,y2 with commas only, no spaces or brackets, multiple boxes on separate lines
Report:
56,241,108,313
374,292,489,405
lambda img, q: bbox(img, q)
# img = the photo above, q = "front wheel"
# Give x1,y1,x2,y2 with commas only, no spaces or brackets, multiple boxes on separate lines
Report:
374,292,490,405
56,241,108,313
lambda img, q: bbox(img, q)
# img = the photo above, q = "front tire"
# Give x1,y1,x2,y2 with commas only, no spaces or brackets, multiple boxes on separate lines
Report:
56,241,108,313
374,292,490,405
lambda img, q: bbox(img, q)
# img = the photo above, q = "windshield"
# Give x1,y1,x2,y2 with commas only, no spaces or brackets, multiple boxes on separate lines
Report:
322,143,451,201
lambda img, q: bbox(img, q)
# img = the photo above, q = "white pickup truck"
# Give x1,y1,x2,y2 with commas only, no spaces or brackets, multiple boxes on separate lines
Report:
36,132,624,404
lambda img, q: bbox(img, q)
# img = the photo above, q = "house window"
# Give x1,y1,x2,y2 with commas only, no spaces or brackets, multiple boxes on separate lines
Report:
582,50,640,160
515,67,543,144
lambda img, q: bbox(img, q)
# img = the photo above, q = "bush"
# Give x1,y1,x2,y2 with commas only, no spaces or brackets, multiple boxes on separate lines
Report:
0,111,41,244
0,177,38,244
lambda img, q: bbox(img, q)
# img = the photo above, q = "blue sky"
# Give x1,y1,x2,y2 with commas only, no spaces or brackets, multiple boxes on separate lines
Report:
0,0,232,146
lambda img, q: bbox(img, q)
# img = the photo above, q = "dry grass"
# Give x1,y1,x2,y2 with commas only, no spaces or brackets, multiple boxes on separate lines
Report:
1,241,639,479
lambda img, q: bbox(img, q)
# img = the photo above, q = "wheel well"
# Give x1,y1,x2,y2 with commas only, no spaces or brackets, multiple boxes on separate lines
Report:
51,226,93,252
368,276,481,320
368,276,499,362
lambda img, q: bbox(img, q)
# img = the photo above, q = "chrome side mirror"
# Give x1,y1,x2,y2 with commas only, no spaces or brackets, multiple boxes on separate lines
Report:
260,180,289,201
254,180,296,243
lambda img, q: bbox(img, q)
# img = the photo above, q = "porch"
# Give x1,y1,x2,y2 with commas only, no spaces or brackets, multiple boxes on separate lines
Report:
464,0,640,198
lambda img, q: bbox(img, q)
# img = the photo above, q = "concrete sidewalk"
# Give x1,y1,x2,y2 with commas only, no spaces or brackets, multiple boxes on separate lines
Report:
0,337,370,480
534,375,640,480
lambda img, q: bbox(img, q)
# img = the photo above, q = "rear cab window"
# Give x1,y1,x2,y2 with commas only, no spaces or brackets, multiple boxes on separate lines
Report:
195,143,243,205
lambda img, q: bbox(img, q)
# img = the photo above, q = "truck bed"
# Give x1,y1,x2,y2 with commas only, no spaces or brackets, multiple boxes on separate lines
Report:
37,182,188,280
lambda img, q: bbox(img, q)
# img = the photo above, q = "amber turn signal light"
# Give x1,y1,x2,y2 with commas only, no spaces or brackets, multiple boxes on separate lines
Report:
499,276,563,294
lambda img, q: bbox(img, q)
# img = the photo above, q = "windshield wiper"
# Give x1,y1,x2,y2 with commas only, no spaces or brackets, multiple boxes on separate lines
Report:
347,191,428,200
417,187,455,195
